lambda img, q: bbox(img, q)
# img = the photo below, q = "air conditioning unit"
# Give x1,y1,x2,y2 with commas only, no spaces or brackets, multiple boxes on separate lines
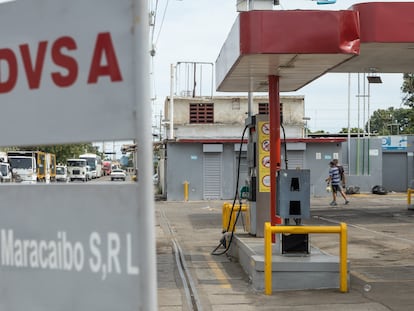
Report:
236,0,278,12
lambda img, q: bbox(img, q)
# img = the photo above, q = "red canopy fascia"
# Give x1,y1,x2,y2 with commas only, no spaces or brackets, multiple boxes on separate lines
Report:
216,9,360,92
239,10,359,54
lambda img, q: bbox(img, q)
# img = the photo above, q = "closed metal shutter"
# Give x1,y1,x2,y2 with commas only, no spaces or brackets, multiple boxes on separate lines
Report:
286,151,304,169
383,153,407,192
203,153,222,199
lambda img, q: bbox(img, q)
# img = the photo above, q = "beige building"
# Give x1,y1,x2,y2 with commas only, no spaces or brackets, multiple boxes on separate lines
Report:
163,95,306,140
159,95,307,201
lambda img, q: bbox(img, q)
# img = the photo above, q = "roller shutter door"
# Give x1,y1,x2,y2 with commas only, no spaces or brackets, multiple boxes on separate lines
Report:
383,153,407,192
203,153,222,199
286,150,304,169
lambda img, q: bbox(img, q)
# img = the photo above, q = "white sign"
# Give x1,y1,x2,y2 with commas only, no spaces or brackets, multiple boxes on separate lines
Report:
369,149,379,156
0,1,156,310
0,0,135,146
0,184,141,310
380,136,408,150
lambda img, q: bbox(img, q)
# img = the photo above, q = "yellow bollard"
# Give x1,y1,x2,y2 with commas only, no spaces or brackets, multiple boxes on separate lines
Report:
222,203,230,231
222,203,248,233
183,181,189,201
264,222,272,295
339,222,348,293
408,188,413,206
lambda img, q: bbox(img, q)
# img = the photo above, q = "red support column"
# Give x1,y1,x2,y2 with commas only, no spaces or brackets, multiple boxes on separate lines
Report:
269,75,282,234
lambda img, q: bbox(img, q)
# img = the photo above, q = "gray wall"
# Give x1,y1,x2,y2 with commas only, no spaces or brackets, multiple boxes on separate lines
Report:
166,141,347,200
341,138,383,194
165,143,244,201
166,144,203,201
304,143,342,197
380,135,414,191
163,136,412,201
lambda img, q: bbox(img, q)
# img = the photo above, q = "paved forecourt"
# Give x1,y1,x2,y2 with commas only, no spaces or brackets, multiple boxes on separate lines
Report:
157,193,414,310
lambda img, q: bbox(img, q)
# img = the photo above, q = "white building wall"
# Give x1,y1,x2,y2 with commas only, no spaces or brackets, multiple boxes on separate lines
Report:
164,95,305,139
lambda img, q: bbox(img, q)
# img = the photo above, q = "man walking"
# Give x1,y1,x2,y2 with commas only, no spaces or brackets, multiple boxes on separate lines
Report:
326,161,349,206
332,158,346,189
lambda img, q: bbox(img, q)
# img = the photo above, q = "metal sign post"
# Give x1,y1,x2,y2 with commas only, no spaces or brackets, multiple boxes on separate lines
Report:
133,0,158,309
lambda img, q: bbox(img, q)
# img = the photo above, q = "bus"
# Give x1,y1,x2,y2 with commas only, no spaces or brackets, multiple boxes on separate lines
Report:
79,153,102,178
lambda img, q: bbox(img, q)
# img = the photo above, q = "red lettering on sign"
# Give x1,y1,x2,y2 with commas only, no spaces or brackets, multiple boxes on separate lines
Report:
51,36,78,87
19,41,47,89
0,32,123,94
88,32,123,84
0,48,18,93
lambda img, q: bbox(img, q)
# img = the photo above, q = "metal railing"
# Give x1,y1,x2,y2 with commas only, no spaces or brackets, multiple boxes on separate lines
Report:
264,222,348,295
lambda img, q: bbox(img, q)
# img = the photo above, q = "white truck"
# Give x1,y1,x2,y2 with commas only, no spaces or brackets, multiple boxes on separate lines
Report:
67,159,88,182
56,165,69,182
0,162,12,183
0,152,13,183
6,151,57,183
0,152,6,162
7,155,37,183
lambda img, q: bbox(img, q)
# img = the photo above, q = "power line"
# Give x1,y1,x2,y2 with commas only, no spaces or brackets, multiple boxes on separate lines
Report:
153,0,170,46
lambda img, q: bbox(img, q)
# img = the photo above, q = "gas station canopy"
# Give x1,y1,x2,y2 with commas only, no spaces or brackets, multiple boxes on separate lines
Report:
216,2,414,92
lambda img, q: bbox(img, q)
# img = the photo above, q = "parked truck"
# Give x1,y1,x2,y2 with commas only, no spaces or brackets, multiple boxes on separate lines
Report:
7,151,56,182
102,160,112,176
67,159,88,182
56,165,68,182
7,154,37,183
0,162,12,183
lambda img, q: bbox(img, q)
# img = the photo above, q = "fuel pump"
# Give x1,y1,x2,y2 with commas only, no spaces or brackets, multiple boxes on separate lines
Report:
245,113,310,251
277,169,310,254
245,114,271,237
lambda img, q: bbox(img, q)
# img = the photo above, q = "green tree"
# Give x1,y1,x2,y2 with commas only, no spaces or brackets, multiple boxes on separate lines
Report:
369,107,414,135
339,127,364,134
401,73,414,107
5,143,101,164
308,129,326,134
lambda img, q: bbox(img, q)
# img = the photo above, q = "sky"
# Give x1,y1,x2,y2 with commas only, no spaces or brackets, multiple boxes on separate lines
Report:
150,0,410,134
0,0,408,156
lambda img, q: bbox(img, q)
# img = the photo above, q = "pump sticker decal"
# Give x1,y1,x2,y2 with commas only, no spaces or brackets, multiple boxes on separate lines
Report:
261,155,270,168
258,121,270,192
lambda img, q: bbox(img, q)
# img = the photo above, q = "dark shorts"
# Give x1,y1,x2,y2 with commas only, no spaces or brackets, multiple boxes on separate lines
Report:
332,184,341,193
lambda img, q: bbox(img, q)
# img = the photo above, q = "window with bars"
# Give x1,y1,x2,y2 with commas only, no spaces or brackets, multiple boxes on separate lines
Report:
189,103,214,123
258,102,284,118
258,102,269,114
